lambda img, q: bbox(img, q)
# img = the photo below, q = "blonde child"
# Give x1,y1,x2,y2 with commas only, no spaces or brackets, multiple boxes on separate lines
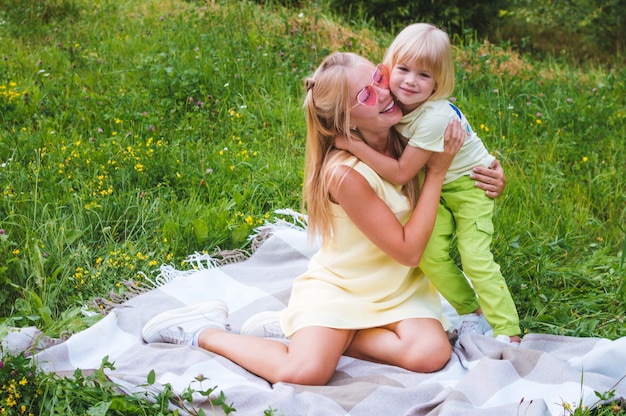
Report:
336,23,521,345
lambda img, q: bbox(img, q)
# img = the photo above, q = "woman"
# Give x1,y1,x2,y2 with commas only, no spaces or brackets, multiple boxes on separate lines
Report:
141,52,504,385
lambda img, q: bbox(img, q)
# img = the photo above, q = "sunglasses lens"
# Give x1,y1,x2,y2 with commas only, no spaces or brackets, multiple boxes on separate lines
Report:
357,85,377,106
355,65,389,107
373,65,389,88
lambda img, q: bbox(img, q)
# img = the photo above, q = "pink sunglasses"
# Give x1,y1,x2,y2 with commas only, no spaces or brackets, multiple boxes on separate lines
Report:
355,64,390,106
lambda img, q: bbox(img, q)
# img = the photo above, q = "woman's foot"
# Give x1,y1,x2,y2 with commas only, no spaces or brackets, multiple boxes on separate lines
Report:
141,300,229,345
240,310,286,339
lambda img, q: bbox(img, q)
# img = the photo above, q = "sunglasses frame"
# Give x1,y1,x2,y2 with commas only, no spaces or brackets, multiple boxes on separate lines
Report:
355,64,390,107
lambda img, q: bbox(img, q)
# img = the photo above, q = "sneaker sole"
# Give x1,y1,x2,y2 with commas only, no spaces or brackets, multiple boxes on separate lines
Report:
142,300,228,342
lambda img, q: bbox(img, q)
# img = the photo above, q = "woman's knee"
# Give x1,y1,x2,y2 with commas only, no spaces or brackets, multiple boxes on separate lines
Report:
274,359,336,385
419,341,452,372
403,339,452,373
273,327,352,385
398,322,452,373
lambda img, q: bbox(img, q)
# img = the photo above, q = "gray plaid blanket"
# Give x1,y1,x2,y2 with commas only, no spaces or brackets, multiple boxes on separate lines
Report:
12,217,626,415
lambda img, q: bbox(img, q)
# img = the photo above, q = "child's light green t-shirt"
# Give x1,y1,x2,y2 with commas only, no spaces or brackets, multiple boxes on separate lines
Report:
395,99,495,184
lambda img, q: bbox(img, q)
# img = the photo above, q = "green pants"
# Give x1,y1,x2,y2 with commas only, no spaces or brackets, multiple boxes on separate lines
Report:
419,176,521,336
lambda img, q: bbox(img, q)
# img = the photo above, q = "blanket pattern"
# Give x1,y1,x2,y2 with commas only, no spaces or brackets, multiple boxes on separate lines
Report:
22,222,626,415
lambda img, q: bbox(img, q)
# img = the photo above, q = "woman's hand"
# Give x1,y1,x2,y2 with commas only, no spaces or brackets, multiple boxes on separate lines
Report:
426,119,465,176
471,159,507,198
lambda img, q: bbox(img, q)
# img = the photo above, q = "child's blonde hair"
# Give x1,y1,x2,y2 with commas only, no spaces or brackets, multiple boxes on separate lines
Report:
383,23,455,101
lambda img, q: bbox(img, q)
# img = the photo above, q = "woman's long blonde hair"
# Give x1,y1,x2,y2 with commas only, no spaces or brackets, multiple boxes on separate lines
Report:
303,52,419,244
383,23,455,102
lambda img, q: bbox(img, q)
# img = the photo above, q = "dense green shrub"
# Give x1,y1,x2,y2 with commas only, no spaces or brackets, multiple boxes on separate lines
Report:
499,0,625,65
259,0,625,64
326,0,507,36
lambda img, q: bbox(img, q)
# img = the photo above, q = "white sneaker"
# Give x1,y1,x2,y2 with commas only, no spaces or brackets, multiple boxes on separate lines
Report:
495,334,521,348
142,300,229,345
454,313,492,347
240,310,286,339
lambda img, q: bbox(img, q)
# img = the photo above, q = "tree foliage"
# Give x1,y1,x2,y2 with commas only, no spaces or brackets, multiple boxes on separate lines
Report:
498,0,624,64
326,0,507,37
263,0,624,64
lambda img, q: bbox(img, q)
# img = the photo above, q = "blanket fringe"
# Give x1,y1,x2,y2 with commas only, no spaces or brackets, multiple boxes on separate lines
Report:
86,209,308,315
248,208,308,251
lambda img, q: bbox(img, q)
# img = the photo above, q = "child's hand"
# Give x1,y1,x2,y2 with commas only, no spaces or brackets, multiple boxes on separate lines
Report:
334,134,352,151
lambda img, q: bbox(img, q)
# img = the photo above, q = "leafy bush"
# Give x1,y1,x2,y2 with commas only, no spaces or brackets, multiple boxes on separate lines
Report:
325,0,507,36
0,353,237,415
497,0,626,65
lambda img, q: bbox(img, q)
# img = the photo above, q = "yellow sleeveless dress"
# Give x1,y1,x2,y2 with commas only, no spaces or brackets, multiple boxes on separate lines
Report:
281,157,447,336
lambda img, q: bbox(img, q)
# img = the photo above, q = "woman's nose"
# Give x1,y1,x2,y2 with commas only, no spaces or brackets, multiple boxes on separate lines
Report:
374,84,390,101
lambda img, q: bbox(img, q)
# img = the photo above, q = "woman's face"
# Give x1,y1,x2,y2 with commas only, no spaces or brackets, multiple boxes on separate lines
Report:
348,63,402,136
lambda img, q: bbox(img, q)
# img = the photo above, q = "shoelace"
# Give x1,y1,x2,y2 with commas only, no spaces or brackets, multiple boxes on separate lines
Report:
160,326,193,345
262,323,285,338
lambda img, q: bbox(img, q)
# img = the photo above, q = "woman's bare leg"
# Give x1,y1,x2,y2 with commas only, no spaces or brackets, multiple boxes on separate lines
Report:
198,326,355,385
344,318,451,373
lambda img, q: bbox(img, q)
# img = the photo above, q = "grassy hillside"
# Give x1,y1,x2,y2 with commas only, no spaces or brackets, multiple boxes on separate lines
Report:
0,1,624,414
0,0,624,340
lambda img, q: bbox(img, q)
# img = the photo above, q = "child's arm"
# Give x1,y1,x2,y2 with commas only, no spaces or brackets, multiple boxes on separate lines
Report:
335,136,432,185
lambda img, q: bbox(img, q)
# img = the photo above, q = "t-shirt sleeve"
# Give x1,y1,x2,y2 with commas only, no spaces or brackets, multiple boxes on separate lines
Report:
405,112,451,152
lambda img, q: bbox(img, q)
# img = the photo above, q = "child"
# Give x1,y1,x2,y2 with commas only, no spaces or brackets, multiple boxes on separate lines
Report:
336,23,521,345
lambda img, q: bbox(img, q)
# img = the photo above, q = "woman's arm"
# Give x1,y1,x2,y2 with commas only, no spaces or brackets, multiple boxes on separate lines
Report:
329,120,464,267
471,159,507,198
335,136,432,186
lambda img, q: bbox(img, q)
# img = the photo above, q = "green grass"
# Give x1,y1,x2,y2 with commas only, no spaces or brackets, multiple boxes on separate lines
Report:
0,0,624,414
